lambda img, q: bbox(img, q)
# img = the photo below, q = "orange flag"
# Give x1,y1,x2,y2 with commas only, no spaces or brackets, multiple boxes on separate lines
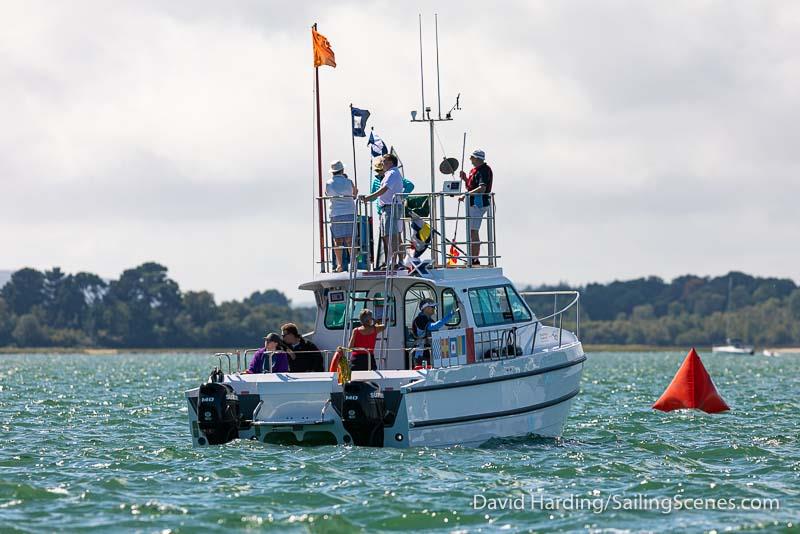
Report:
312,27,336,68
447,245,460,266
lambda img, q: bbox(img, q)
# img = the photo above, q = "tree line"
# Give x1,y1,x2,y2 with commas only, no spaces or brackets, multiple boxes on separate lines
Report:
0,263,313,348
530,272,800,347
1,265,799,348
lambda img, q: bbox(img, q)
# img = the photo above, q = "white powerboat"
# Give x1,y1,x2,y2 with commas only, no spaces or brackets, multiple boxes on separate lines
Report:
185,22,585,448
712,338,755,355
186,257,585,448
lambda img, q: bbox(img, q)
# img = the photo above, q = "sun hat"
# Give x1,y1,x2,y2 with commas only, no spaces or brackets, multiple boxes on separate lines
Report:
329,160,345,173
373,158,384,172
419,299,437,311
471,149,485,160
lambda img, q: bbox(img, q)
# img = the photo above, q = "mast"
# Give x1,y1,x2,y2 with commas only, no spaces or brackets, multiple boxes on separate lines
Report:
313,24,326,273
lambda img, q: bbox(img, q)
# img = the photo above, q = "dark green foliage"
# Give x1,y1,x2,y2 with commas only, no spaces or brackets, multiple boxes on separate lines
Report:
0,264,314,348
1,268,46,315
2,266,797,348
530,271,799,346
12,314,47,346
0,297,14,345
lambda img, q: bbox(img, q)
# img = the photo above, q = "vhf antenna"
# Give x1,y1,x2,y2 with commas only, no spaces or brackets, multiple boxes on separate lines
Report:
412,14,461,193
435,13,442,119
418,14,425,118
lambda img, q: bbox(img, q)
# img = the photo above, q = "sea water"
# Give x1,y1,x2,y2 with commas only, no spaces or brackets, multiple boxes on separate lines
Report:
0,352,797,532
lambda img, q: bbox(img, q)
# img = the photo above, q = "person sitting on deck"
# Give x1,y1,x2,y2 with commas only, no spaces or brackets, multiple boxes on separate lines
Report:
346,308,386,371
325,160,358,272
411,299,455,368
458,149,493,266
281,322,324,372
246,332,294,373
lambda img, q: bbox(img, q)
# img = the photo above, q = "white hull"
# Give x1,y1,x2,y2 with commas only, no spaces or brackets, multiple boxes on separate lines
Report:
712,345,754,355
187,338,585,448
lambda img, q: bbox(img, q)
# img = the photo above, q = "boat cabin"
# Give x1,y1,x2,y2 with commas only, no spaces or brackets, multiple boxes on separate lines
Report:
289,191,579,371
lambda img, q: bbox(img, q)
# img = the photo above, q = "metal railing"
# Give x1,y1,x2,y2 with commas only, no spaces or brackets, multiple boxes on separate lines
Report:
519,290,581,351
474,326,523,361
318,194,375,273
316,191,499,272
209,292,579,377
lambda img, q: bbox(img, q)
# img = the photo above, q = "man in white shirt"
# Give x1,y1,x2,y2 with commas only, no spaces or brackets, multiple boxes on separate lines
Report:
363,154,404,269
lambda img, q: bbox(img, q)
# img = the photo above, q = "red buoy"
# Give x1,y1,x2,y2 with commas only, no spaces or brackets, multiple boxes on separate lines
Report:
652,348,729,413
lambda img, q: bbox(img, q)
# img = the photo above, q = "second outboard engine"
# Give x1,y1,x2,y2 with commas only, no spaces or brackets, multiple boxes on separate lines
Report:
341,381,385,447
197,382,240,445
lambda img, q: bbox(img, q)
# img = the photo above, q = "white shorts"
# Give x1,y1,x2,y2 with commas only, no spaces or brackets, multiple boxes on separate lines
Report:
467,205,488,232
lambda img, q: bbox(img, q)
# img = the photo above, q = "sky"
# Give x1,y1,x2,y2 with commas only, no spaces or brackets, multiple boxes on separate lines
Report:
2,1,799,305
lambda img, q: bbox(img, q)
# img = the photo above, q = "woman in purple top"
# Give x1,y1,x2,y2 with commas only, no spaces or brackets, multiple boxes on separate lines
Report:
246,333,294,373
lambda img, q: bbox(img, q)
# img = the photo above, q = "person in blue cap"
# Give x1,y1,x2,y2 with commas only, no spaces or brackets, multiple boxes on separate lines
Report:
411,299,456,367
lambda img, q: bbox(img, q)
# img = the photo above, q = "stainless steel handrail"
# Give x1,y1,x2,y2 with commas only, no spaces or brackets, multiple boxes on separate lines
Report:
519,290,581,350
315,191,499,271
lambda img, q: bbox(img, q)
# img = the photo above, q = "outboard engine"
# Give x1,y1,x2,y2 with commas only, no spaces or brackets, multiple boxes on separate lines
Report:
340,381,385,447
197,382,240,445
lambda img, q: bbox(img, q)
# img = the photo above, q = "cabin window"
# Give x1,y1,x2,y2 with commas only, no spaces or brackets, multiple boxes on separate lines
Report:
404,283,435,334
325,290,368,330
442,288,461,326
468,285,532,327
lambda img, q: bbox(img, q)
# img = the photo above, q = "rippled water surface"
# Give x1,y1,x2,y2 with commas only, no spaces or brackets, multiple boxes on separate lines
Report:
0,351,798,532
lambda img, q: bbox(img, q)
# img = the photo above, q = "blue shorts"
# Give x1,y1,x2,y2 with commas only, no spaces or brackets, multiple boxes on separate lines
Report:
330,214,354,239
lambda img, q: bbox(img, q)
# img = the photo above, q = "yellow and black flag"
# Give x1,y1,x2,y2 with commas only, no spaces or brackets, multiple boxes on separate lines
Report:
312,27,336,68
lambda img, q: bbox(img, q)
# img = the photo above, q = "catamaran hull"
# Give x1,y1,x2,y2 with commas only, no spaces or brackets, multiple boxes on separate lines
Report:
186,341,585,448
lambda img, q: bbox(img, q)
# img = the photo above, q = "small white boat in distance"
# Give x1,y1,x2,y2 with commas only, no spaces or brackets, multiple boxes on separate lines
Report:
712,338,754,355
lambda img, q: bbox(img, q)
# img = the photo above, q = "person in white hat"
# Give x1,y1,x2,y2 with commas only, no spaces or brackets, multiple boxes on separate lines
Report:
458,149,493,266
411,298,457,367
325,160,358,272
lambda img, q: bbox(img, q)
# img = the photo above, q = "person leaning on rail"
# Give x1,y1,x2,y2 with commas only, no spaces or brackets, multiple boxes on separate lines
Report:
370,157,415,216
325,160,358,272
362,153,404,270
458,149,493,266
411,299,455,368
281,322,324,372
246,332,294,373
346,308,386,371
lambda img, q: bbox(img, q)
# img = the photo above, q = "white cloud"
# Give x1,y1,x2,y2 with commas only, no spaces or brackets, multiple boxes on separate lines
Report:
2,0,799,303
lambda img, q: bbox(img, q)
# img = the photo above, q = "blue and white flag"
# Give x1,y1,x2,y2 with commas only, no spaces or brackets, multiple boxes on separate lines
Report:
351,108,370,137
368,131,388,157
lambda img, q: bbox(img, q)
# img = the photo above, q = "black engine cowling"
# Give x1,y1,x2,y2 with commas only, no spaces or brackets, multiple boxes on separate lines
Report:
197,382,240,445
340,381,385,447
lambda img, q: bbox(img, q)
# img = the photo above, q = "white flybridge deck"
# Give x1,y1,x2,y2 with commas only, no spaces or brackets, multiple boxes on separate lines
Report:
185,18,585,448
